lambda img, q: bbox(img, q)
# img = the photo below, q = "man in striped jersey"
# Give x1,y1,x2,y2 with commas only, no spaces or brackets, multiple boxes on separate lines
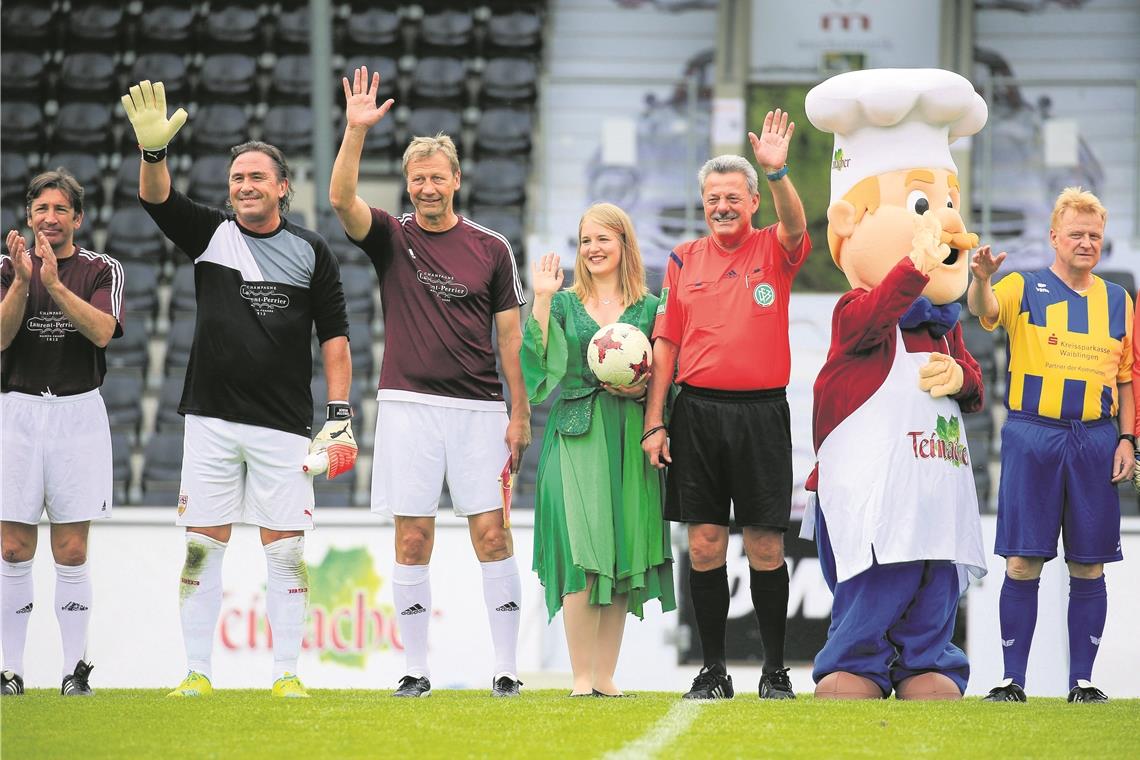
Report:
1,169,125,697
331,67,531,698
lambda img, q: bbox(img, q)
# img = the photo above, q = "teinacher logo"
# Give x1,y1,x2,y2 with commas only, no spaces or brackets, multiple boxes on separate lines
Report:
907,414,968,467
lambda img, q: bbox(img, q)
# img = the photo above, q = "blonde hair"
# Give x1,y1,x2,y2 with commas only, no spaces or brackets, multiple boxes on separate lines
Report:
570,203,649,306
826,175,882,263
1051,186,1107,230
402,133,461,176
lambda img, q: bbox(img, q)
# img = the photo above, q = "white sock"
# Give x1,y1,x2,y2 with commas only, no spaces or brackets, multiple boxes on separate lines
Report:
1,558,34,676
392,562,431,679
179,533,227,679
264,536,308,681
480,556,521,679
54,562,93,678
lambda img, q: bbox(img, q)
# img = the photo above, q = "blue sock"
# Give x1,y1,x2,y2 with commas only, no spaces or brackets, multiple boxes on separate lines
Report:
998,575,1039,688
1067,575,1107,688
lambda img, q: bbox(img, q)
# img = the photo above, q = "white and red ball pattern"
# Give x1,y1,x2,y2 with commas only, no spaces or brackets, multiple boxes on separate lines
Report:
587,322,652,387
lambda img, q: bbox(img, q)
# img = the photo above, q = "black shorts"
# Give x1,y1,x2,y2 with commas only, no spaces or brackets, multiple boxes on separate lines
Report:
664,384,791,529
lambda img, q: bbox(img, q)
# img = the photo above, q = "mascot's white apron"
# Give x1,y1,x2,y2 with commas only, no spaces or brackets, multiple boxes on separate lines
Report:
806,328,987,586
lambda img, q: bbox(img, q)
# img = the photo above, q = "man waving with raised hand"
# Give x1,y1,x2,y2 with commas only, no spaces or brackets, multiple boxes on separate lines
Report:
121,79,354,699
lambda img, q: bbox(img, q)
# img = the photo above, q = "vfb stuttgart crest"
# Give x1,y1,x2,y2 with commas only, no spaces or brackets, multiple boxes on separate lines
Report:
752,283,775,307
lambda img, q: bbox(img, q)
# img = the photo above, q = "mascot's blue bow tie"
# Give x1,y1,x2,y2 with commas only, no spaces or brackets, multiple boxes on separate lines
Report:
899,297,961,338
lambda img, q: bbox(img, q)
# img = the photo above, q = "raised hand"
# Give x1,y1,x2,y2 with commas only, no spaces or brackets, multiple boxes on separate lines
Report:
748,108,795,174
530,252,564,297
970,244,1007,282
5,230,33,283
343,66,395,131
910,211,950,275
120,80,188,150
34,231,59,289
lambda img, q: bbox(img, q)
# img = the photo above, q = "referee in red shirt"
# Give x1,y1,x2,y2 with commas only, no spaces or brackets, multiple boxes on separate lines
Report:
642,110,809,700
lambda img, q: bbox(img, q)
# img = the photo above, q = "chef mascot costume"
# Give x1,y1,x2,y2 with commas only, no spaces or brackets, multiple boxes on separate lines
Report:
802,68,990,700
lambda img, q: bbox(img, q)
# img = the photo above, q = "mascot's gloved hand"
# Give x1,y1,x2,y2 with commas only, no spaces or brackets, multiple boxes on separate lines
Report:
308,402,357,480
910,212,952,276
918,352,964,398
120,80,188,151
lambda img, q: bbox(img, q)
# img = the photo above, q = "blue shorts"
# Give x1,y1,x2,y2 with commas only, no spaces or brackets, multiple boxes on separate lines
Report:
995,411,1123,564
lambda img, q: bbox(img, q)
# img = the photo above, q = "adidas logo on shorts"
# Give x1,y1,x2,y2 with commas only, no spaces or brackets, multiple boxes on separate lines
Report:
496,601,520,613
401,604,427,616
60,602,89,612
15,603,33,615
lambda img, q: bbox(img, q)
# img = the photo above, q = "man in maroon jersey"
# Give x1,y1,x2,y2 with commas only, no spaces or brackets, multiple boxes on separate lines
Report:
1,170,125,697
330,66,530,698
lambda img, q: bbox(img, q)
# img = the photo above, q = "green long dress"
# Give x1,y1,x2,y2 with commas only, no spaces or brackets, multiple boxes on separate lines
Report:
522,290,676,621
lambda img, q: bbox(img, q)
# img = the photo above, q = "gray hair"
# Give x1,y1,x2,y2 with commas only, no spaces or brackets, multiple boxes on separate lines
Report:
698,155,759,197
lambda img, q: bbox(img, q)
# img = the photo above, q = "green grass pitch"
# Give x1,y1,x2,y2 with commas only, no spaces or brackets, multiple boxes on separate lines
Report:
3,690,1138,759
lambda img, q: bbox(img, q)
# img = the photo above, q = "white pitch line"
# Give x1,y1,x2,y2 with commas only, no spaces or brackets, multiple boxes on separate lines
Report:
603,700,706,760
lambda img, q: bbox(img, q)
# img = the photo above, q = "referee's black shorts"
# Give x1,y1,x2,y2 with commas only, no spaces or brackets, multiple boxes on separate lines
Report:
664,384,791,530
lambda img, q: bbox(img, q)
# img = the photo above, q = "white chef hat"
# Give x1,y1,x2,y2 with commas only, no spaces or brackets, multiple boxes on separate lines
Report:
805,68,988,204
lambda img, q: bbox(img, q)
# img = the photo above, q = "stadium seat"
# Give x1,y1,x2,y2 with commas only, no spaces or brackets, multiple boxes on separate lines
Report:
342,56,400,104
481,57,538,105
273,6,312,52
317,210,367,264
199,53,259,103
104,323,150,370
342,7,401,55
165,316,196,371
406,107,463,143
120,261,161,318
156,372,186,432
130,54,189,105
469,158,528,207
347,317,375,378
66,3,124,52
418,9,474,55
485,9,543,56
170,265,197,313
1,207,23,236
475,107,533,157
186,156,231,210
58,52,119,102
105,207,168,263
1,51,48,102
262,105,314,155
1,153,30,207
102,370,145,433
0,3,56,51
136,4,196,53
409,57,467,106
111,430,133,505
141,430,185,507
271,55,314,105
114,154,143,207
1,100,45,154
334,111,397,160
190,104,250,156
52,103,115,154
44,153,105,211
340,262,376,317
201,6,263,52
469,208,524,259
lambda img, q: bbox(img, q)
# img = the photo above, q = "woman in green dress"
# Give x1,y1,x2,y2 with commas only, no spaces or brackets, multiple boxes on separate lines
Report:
522,203,675,697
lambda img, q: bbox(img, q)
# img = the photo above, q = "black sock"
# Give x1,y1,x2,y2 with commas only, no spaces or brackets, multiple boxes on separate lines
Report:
750,562,789,673
689,564,729,669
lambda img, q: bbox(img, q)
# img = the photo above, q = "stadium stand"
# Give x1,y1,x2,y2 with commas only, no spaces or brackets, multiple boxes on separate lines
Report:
141,430,186,507
190,104,251,157
103,370,146,434
104,207,168,264
120,261,162,319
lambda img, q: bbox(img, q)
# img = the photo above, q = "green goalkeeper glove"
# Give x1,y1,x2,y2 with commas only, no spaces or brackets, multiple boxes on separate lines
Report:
120,80,188,152
306,402,358,480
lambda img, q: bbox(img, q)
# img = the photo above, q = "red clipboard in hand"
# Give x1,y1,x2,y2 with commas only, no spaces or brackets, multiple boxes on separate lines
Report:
498,454,515,528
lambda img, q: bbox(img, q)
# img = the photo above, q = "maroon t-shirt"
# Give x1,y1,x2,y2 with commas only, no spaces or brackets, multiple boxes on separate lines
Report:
354,209,525,402
1,246,124,396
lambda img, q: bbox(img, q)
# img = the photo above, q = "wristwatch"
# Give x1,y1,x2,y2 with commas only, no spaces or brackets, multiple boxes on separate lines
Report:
1119,433,1136,447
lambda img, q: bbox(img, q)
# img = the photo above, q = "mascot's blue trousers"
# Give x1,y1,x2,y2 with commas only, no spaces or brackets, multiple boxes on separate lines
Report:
812,506,969,696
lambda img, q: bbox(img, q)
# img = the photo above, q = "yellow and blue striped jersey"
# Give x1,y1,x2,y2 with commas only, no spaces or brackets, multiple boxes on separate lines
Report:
982,269,1133,421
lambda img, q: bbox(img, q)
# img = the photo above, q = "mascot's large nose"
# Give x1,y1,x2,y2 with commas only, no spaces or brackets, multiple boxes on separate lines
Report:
936,208,978,265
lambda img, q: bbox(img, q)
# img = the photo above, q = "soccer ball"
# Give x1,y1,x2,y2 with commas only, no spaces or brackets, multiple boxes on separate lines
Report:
587,322,652,387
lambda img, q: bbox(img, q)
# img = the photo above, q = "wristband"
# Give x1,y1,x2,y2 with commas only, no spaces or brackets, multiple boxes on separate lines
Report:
326,401,352,421
141,146,168,163
640,425,666,443
1119,433,1135,447
766,165,789,182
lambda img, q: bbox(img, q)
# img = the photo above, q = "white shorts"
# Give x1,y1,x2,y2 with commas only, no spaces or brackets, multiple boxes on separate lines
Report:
371,399,510,518
1,390,113,524
178,415,314,531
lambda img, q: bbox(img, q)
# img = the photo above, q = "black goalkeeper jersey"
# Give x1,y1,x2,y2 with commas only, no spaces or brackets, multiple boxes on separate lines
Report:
142,190,348,437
